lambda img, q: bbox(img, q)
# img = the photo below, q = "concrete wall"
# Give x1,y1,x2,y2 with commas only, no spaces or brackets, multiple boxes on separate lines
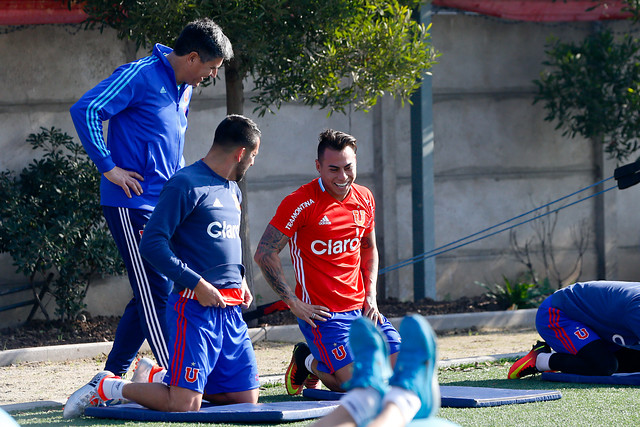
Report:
1,13,639,327
432,15,591,297
430,14,638,298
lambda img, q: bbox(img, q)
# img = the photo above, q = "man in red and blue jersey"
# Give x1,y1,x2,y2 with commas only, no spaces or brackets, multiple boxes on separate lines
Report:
70,19,233,377
254,129,401,395
509,281,640,379
64,115,262,418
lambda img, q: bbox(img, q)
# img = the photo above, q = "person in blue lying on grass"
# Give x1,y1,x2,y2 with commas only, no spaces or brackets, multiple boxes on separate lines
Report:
509,281,640,379
312,314,458,427
63,115,262,418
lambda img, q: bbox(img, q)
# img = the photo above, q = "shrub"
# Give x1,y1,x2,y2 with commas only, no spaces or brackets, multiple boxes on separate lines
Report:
476,275,553,310
0,127,125,321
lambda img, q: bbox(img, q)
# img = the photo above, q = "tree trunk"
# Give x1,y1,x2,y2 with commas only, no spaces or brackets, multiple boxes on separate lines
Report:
592,134,606,280
225,58,244,115
224,59,258,322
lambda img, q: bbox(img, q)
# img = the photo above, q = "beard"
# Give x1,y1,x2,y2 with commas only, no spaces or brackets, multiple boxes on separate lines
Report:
234,161,250,182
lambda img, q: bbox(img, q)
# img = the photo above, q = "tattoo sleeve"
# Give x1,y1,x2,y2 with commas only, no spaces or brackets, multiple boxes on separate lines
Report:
254,224,297,303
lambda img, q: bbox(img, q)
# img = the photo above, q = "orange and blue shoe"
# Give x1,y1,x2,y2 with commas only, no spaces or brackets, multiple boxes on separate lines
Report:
508,340,551,379
285,342,311,395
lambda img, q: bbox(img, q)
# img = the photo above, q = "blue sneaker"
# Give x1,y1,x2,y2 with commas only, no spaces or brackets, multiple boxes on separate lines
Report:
390,314,439,420
342,316,392,396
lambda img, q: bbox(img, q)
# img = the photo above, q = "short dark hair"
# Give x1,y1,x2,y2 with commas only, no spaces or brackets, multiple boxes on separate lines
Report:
317,129,357,162
174,18,233,62
213,115,261,152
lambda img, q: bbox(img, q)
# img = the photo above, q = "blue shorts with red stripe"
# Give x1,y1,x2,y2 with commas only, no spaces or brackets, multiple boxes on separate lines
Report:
165,292,260,395
536,295,608,355
298,310,401,374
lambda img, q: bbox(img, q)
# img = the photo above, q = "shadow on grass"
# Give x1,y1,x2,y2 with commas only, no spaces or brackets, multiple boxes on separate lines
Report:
442,376,636,390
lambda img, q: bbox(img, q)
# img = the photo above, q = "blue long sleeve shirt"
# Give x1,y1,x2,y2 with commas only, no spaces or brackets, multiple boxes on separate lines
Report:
70,44,192,211
139,160,245,293
552,281,640,350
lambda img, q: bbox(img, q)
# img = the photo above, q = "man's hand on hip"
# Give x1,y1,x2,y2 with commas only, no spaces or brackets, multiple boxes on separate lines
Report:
104,166,144,198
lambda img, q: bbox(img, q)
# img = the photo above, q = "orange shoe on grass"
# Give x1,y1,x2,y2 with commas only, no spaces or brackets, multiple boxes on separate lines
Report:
508,341,551,379
285,342,311,395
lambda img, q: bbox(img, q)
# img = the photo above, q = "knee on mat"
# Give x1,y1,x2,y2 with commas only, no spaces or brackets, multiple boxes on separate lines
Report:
168,400,201,412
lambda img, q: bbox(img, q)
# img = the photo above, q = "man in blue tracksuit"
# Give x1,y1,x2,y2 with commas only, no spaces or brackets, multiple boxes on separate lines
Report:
63,115,262,418
70,18,233,376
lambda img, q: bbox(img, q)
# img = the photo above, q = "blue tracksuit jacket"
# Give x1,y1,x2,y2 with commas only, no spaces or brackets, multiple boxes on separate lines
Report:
70,43,192,211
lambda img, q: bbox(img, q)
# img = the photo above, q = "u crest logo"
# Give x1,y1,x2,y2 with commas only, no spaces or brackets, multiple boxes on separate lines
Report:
332,345,347,361
574,328,589,340
185,367,199,383
353,210,366,227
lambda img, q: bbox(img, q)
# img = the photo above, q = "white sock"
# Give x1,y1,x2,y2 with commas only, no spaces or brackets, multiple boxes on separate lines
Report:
100,378,131,400
152,369,167,383
536,352,552,372
305,354,315,373
381,386,422,424
340,387,382,427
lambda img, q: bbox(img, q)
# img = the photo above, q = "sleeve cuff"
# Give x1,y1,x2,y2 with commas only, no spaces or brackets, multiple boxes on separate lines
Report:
95,157,116,174
180,269,202,290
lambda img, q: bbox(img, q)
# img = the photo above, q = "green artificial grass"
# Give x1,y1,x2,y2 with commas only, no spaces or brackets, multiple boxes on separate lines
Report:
438,360,640,426
9,360,640,426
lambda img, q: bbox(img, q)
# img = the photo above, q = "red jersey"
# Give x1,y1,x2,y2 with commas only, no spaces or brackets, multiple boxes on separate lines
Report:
269,178,375,312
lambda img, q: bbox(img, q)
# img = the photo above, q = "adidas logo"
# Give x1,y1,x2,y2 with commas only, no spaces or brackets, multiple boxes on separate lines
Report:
212,198,224,208
318,215,331,225
160,86,167,94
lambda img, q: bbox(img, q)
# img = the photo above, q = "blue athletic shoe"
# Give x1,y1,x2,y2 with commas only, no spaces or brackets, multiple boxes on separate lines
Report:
342,316,392,396
390,314,440,420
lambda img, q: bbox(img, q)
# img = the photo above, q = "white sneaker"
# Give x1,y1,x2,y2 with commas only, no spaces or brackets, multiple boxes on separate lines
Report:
63,370,113,419
131,357,164,383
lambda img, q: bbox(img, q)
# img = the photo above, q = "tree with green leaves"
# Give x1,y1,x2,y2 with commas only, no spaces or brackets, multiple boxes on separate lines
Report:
0,128,125,321
534,29,640,162
534,28,640,280
74,0,437,116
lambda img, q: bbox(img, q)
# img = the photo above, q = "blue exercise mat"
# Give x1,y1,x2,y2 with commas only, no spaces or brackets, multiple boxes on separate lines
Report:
542,371,640,385
85,400,339,422
439,385,561,407
303,385,562,408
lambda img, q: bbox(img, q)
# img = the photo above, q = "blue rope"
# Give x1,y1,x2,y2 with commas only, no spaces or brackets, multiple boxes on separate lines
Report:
379,177,616,274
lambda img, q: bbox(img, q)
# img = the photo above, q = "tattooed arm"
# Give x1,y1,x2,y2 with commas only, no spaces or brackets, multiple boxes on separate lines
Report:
254,224,329,326
360,229,382,324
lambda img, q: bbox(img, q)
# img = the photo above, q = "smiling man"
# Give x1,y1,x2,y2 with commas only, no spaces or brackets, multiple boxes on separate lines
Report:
70,18,233,379
254,129,401,395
